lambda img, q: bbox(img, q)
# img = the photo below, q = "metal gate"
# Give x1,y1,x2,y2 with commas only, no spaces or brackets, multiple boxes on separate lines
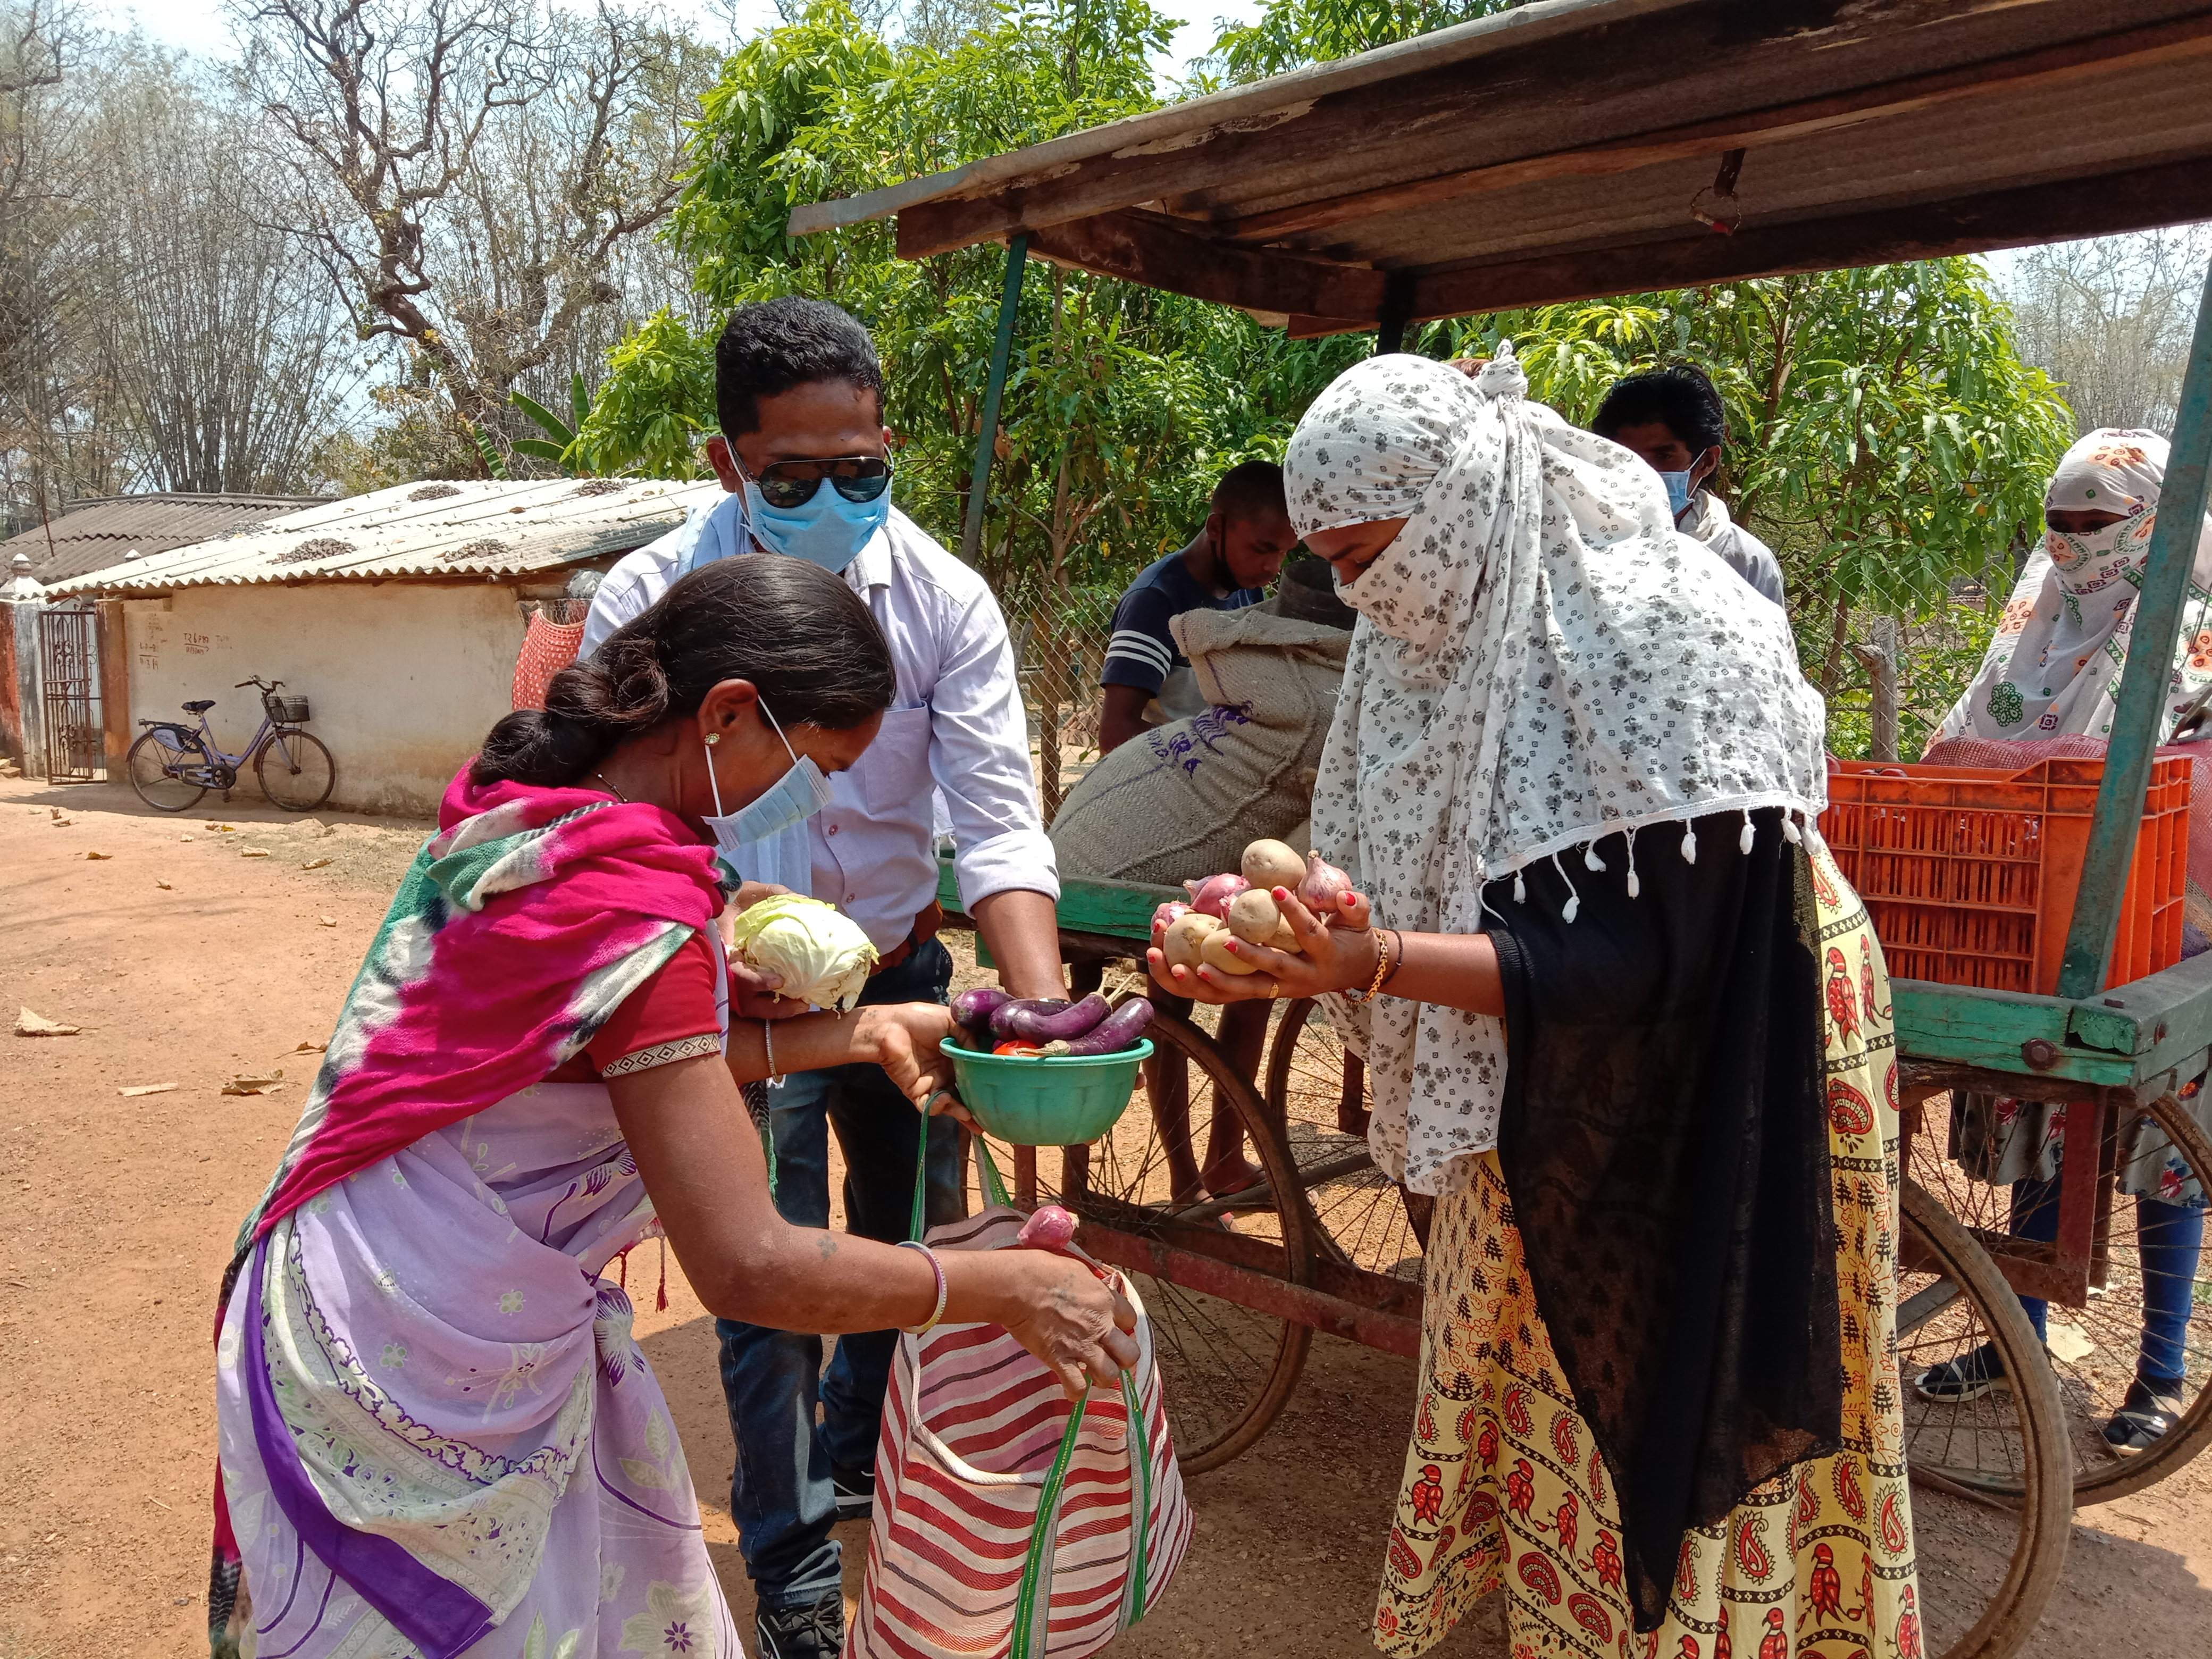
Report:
39,606,99,783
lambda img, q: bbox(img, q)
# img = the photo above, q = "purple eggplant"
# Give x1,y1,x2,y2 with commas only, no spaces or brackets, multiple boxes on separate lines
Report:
1041,997,1153,1058
949,986,1013,1050
993,994,1109,1043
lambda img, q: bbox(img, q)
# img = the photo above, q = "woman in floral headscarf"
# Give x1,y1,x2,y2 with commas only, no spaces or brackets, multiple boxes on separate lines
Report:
1937,429,2212,744
1154,349,1921,1658
1922,430,2211,1456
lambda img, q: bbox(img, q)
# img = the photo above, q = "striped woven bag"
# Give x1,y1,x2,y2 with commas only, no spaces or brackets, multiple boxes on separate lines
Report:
845,1144,1192,1657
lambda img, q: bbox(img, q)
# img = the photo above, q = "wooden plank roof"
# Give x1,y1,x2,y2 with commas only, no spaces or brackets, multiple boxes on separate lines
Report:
789,0,2212,333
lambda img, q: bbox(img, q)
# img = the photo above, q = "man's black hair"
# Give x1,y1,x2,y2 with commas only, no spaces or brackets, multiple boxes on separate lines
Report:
1210,459,1288,522
1590,364,1727,457
715,297,885,439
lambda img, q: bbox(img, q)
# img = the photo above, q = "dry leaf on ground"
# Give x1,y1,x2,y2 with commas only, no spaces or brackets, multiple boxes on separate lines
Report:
16,1008,81,1036
85,851,112,860
240,848,270,859
118,1083,176,1098
301,857,332,871
317,916,338,927
221,1071,286,1096
155,880,173,891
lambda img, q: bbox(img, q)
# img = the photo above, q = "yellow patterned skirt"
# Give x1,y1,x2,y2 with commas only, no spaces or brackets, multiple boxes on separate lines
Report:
1375,844,1922,1659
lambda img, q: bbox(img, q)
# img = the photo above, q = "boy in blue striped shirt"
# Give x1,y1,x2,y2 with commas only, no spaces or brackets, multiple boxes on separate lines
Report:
1098,462,1298,755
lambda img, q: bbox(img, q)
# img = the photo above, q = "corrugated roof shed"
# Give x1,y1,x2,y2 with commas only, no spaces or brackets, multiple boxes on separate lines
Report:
3,493,329,585
48,476,720,597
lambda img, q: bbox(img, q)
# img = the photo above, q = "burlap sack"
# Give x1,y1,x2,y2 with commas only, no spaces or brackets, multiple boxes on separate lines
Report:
1051,594,1350,886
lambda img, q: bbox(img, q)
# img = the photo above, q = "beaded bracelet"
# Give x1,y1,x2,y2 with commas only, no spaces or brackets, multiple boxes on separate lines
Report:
895,1239,948,1335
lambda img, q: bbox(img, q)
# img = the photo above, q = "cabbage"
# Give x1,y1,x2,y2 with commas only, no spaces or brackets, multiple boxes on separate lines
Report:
727,894,878,1012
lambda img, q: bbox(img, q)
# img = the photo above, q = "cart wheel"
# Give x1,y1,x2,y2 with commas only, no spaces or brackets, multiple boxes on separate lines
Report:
1897,1178,2073,1659
1263,997,1427,1284
969,1001,1314,1473
1907,1091,2212,1502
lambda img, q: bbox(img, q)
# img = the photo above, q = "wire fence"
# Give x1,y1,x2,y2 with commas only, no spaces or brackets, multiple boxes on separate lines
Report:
1002,579,1122,822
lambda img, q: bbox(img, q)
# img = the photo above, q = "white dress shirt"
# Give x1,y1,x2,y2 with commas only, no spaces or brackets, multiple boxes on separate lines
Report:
581,489,1058,951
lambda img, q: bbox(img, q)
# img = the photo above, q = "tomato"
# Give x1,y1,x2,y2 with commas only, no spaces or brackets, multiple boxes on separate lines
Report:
992,1041,1044,1058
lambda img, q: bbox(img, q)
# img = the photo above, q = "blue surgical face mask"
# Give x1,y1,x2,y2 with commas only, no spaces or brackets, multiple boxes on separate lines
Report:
701,700,835,865
742,477,892,575
1657,468,1695,517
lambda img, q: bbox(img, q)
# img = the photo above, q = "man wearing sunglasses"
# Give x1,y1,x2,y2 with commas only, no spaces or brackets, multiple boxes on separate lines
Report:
581,297,1065,1659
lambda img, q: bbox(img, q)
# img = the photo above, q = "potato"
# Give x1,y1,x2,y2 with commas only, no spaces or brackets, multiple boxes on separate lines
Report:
1162,910,1224,972
1242,837,1306,891
1267,918,1303,955
1226,887,1283,944
1200,929,1260,976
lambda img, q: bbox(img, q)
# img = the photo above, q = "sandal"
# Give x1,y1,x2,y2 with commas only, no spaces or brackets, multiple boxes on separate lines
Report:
1913,1342,2007,1403
2101,1375,2186,1455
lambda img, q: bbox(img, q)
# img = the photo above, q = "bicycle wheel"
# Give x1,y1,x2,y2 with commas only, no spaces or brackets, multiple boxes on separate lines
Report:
1897,1178,2073,1659
1907,1088,2212,1502
1263,996,1428,1285
968,998,1314,1473
255,729,335,811
126,729,207,812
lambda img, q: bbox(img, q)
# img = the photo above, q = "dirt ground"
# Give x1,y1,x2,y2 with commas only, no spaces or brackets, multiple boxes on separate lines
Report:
1,777,2206,1658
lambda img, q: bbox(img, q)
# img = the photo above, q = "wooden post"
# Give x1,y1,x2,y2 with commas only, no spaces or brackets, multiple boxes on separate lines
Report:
958,233,1029,567
95,598,129,778
1374,272,1413,356
2056,263,2212,999
1850,615,1899,762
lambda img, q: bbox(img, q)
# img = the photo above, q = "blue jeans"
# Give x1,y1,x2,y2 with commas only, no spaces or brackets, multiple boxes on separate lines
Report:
2012,1174,2205,1386
715,937,963,1608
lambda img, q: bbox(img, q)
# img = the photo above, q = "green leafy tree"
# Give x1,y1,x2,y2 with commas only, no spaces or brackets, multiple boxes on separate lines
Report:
1445,263,2072,751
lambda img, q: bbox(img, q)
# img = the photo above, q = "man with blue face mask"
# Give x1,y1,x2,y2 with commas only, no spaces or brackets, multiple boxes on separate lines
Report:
582,297,1067,1659
1591,363,1786,609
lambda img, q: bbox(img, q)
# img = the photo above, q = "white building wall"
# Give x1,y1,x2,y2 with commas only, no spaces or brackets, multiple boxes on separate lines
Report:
124,582,531,816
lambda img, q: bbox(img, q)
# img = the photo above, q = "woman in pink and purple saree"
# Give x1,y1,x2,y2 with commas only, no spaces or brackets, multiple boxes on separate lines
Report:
209,555,1134,1659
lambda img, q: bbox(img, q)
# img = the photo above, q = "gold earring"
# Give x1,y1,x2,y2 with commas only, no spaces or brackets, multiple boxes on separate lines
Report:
705,731,720,745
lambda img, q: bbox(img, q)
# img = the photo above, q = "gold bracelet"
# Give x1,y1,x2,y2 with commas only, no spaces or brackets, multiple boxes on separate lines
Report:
1344,928,1392,1003
1380,929,1405,992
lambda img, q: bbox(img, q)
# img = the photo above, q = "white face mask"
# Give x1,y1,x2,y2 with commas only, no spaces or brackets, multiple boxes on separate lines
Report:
700,700,834,869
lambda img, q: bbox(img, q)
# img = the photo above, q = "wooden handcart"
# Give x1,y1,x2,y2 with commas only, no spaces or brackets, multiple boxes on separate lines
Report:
803,6,2212,1655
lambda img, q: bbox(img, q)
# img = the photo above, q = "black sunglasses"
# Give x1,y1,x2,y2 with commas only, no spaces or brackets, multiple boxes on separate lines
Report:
748,456,894,510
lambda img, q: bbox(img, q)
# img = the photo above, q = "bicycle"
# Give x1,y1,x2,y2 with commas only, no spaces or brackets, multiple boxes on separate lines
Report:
127,675,337,814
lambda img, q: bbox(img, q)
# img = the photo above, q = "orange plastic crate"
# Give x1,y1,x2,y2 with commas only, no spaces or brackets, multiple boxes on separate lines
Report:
1818,756,2191,995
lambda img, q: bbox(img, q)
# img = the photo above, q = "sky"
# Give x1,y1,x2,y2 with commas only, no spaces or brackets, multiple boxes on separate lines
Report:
91,0,1257,84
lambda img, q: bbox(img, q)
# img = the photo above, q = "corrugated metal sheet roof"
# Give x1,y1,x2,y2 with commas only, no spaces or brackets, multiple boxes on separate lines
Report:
47,476,719,596
3,493,329,585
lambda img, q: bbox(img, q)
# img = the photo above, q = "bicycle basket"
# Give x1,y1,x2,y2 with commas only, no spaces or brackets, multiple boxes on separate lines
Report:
265,694,312,725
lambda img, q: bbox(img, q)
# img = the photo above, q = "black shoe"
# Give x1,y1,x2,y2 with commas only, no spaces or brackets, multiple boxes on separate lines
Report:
832,1462,876,1523
756,1590,845,1659
2102,1375,2186,1455
1913,1342,2006,1403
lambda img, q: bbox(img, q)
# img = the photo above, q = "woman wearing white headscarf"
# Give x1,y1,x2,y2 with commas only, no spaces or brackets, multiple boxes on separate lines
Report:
1921,430,2211,1455
1153,349,1922,1657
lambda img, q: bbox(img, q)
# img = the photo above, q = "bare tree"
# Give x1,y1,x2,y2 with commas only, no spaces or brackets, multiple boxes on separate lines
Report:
239,0,709,446
96,65,359,492
2006,226,2212,434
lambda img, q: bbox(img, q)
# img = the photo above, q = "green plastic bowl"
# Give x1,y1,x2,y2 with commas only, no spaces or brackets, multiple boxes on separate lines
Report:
938,1038,1153,1146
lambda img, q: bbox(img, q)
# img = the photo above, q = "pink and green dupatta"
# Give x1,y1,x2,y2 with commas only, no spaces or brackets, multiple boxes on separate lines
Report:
210,772,726,1655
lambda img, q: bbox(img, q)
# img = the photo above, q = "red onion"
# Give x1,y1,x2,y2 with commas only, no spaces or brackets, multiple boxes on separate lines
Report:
1016,1204,1078,1251
1185,871,1250,918
1297,851,1355,916
1151,899,1191,935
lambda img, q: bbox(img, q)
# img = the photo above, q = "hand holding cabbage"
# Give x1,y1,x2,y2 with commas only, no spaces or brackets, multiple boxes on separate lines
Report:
727,893,878,1013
